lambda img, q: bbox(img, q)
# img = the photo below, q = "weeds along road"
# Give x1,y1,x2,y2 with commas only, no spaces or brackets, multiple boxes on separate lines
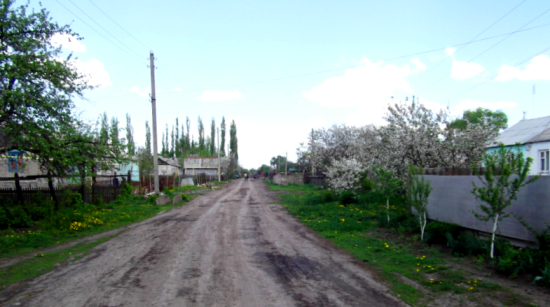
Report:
10,179,408,307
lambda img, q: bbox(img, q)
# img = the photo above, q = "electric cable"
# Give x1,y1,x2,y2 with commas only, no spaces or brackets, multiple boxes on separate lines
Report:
411,0,527,85
88,0,151,51
54,0,146,64
444,44,550,102
67,0,144,59
416,7,550,95
177,22,550,93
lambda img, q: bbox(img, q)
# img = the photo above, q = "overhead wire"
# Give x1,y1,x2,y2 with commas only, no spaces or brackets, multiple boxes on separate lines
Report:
66,0,145,60
416,6,550,95
444,44,550,102
410,0,527,85
87,0,151,51
54,0,146,64
178,22,550,93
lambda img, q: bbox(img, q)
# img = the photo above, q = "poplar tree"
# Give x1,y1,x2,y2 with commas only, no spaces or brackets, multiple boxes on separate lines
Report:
210,118,216,156
197,116,205,150
186,117,191,149
230,120,238,160
220,117,226,157
175,118,179,157
126,113,135,156
145,120,152,155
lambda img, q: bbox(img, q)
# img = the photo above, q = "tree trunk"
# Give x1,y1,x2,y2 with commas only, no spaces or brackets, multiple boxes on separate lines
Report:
47,171,59,210
490,213,499,259
14,172,23,205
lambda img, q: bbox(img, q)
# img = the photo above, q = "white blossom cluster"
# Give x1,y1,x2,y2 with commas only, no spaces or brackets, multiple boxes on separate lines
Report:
325,158,366,192
306,99,500,190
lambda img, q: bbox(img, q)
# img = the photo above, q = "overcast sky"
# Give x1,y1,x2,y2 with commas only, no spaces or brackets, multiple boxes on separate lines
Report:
31,0,550,168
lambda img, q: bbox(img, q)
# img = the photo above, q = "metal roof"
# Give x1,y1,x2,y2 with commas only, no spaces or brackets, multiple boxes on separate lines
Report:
488,115,550,147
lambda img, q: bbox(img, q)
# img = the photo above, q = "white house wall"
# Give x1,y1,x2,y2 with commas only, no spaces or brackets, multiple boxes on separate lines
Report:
525,141,550,176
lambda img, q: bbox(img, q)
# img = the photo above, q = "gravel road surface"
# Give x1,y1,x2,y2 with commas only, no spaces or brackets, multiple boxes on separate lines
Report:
6,179,408,307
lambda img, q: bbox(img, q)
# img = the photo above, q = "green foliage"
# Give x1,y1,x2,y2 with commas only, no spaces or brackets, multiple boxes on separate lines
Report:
424,221,461,246
230,120,238,160
535,260,550,287
471,144,538,258
9,206,34,228
450,108,508,131
407,165,432,240
338,190,356,205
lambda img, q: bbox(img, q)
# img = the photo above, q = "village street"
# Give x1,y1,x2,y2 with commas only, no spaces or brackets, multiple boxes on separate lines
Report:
6,179,407,307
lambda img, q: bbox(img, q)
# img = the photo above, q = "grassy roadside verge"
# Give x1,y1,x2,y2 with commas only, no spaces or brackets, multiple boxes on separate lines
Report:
1,187,202,259
0,234,118,291
269,182,539,307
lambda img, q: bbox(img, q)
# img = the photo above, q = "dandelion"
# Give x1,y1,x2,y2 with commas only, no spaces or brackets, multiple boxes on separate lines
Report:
468,287,473,291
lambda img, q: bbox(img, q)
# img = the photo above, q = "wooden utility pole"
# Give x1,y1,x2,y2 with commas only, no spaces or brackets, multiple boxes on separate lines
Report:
217,127,221,181
278,156,280,174
311,129,315,175
150,52,160,193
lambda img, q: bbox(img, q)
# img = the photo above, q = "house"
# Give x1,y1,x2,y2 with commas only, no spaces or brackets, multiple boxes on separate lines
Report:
183,157,219,176
158,156,181,176
487,115,550,175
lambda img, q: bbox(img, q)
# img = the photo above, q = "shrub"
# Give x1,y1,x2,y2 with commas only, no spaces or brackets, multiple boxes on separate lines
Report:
338,190,357,205
424,221,461,246
9,205,34,228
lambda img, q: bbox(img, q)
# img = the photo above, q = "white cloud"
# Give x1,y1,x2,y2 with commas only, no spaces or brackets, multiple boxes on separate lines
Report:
451,99,517,116
196,89,242,102
411,58,426,71
303,58,414,108
71,58,112,87
50,33,86,52
173,87,182,92
451,60,485,80
445,47,455,56
130,86,150,99
495,55,550,81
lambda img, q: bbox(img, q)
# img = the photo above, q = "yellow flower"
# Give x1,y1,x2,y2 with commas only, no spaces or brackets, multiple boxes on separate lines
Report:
468,287,473,291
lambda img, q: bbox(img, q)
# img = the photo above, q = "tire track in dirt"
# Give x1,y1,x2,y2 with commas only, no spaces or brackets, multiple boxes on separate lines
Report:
3,179,408,307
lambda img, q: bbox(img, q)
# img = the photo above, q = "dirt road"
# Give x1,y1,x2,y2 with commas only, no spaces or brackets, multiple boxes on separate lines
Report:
7,179,408,307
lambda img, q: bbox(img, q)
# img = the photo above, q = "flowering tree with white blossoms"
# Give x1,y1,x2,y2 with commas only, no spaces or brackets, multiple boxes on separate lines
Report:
326,158,367,192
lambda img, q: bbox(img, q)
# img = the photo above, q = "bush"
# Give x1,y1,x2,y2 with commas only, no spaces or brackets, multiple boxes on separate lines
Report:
445,231,487,257
9,205,34,228
338,190,356,205
424,221,461,246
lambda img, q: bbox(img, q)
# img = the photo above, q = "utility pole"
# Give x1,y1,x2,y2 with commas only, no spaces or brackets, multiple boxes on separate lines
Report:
285,152,288,175
150,52,159,193
278,156,280,174
311,129,315,176
217,127,221,182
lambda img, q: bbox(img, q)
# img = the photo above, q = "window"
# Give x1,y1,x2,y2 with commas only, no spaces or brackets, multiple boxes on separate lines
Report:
541,150,549,172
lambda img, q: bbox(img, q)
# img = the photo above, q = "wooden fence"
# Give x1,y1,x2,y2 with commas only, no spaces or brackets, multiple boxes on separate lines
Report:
0,185,122,206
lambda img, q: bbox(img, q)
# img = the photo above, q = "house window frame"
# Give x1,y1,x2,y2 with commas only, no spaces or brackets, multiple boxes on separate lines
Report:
540,149,549,173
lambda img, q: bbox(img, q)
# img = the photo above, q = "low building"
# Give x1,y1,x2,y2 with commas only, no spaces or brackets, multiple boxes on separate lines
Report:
487,115,550,175
183,157,219,176
158,156,181,176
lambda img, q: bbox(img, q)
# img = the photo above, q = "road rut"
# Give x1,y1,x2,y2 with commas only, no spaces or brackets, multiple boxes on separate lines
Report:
6,179,408,307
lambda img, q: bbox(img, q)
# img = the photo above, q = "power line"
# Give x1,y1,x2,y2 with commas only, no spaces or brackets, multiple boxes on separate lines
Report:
88,0,151,51
178,23,550,93
411,0,527,85
416,6,550,95
55,0,146,64
445,45,550,102
67,0,144,59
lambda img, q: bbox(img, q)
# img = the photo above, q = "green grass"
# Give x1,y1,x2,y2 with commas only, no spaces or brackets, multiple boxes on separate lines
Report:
0,193,194,258
266,181,321,192
275,183,534,307
0,234,117,290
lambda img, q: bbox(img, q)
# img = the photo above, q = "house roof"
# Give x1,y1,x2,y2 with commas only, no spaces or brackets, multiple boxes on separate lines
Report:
158,156,181,167
488,115,550,147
